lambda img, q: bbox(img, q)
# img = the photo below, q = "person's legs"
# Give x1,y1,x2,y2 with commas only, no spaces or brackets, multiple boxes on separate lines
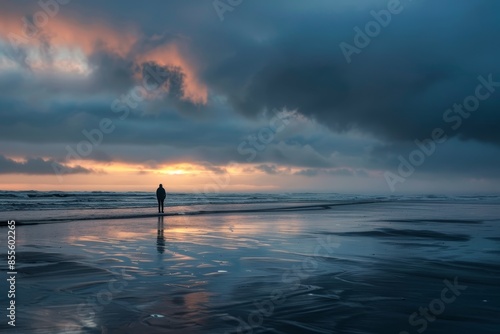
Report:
161,199,164,213
158,199,161,213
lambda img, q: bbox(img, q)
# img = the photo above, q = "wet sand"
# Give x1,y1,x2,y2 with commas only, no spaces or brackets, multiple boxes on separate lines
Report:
1,200,499,333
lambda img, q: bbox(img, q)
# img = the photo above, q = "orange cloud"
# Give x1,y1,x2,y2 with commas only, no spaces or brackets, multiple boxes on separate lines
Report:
0,12,138,57
136,43,208,104
0,11,207,104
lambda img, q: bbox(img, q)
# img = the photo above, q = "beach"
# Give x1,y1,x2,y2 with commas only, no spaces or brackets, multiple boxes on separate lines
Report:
1,197,500,333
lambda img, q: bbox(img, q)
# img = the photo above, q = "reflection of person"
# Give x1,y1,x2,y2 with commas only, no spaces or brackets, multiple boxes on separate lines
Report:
156,184,166,213
157,215,165,254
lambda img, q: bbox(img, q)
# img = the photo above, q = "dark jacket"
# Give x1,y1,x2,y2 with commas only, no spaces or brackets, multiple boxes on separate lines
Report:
156,187,166,200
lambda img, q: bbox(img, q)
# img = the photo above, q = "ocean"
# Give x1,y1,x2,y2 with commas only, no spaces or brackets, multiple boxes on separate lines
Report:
2,191,500,224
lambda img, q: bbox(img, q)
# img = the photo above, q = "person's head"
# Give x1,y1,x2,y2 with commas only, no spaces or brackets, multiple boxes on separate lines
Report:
159,184,163,188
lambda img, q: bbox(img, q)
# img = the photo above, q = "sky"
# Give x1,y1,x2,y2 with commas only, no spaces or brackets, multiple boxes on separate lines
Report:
0,0,499,194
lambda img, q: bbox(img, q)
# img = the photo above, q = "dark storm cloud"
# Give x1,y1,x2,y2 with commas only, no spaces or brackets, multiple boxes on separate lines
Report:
368,139,500,179
87,51,137,94
4,0,500,146
0,155,92,175
141,62,185,99
196,0,500,146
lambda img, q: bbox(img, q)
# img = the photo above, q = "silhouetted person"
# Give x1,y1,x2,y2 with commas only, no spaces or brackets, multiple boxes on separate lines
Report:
156,184,166,213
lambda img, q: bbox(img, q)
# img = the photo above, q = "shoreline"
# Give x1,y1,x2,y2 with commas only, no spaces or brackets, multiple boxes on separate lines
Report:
1,200,387,226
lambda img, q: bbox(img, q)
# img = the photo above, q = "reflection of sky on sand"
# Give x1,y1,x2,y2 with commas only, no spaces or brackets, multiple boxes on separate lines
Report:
12,211,327,332
10,201,500,333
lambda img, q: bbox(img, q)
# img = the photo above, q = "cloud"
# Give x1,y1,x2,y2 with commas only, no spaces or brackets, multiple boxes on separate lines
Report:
295,168,367,177
202,163,227,175
197,0,500,146
255,164,279,175
0,155,93,175
137,44,208,104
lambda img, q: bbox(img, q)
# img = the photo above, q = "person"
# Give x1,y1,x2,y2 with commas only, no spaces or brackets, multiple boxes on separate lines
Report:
156,184,166,213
